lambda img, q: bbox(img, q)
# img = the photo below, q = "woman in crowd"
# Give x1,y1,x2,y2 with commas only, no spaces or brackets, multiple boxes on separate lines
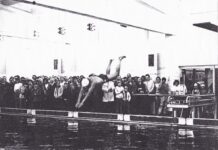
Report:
54,80,64,110
136,77,145,94
171,80,180,95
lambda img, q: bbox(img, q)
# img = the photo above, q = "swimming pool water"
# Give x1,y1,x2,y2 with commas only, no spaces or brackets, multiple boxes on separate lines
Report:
0,115,218,150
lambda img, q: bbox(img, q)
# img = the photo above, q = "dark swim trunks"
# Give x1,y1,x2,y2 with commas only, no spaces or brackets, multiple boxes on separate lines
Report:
98,74,109,82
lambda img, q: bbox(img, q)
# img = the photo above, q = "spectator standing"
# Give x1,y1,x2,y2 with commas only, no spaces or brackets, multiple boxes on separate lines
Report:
143,74,155,94
0,77,10,107
171,80,180,95
18,82,27,108
115,81,124,114
143,74,155,114
154,77,161,94
136,77,145,94
26,80,34,108
199,83,208,94
178,78,187,95
31,82,44,109
192,83,200,95
62,82,71,110
123,85,131,114
102,81,115,113
14,76,22,108
54,80,64,110
158,77,169,115
47,78,56,109
7,77,16,107
154,76,161,114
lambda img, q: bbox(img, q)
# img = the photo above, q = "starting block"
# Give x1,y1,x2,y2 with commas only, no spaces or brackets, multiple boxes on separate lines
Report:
124,114,130,121
178,118,186,125
73,112,78,118
68,111,78,118
27,109,36,115
68,111,74,117
186,118,193,125
117,114,124,121
178,117,194,125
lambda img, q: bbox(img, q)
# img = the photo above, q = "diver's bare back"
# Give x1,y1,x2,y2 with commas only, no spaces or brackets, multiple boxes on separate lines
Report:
89,75,104,85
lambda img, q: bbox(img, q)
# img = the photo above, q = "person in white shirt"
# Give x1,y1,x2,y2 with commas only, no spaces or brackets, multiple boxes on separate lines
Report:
102,81,115,102
143,74,155,94
179,79,187,95
115,81,124,113
143,74,155,114
14,81,22,93
171,79,187,117
171,79,187,95
171,80,180,95
102,81,115,113
13,76,23,108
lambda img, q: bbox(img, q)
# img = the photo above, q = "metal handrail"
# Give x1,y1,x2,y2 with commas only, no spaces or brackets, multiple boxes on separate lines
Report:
186,94,215,105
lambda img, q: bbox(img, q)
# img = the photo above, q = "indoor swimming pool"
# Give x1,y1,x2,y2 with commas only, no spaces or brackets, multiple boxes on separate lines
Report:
0,115,218,150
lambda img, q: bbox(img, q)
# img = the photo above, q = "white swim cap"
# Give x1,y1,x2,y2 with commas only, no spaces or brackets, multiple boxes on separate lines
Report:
81,78,90,87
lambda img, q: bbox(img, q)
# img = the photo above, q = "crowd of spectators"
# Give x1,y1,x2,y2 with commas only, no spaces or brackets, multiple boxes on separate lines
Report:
0,73,212,115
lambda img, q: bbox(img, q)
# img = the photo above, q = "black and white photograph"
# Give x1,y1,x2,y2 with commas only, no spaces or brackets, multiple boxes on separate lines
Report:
0,0,218,149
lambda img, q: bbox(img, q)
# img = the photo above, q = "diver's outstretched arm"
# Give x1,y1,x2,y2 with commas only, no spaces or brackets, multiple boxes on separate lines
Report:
77,83,96,108
75,87,84,108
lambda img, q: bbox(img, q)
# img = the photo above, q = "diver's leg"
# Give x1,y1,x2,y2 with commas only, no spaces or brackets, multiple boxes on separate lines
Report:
107,56,126,81
106,59,113,75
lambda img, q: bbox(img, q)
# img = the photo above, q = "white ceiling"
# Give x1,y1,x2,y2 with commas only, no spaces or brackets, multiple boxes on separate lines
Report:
0,0,217,33
141,0,218,24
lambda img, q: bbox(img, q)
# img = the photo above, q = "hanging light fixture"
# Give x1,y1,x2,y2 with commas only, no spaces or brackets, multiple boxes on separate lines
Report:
58,27,66,35
33,30,39,37
87,23,95,31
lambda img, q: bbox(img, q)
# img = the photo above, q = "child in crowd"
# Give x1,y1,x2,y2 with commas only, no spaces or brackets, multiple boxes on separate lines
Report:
123,85,131,114
115,81,124,114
